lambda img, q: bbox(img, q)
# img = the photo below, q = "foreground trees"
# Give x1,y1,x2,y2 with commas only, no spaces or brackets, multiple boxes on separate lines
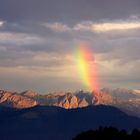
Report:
73,127,140,140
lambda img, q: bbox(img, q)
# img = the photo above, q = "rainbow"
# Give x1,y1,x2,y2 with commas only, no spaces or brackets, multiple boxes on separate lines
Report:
74,42,99,92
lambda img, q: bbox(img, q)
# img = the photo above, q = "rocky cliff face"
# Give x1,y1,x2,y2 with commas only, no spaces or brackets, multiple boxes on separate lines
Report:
0,90,91,109
0,89,130,109
78,98,89,107
21,90,39,97
45,92,89,109
0,90,38,108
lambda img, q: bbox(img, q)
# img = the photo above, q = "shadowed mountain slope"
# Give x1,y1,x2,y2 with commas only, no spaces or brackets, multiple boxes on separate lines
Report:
0,105,140,140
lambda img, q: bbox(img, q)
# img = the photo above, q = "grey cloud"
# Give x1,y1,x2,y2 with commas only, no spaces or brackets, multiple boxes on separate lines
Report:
0,52,70,68
101,38,140,63
100,75,140,89
0,0,140,92
0,0,140,23
1,22,140,67
0,72,80,93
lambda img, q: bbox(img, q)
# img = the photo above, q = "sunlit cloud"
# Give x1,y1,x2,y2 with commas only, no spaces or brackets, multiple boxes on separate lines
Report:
0,21,4,27
43,22,71,32
73,22,93,31
42,20,140,33
93,22,140,32
73,19,140,32
0,32,44,45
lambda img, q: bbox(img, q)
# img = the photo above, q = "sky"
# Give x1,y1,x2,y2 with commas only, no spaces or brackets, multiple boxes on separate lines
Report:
0,0,140,93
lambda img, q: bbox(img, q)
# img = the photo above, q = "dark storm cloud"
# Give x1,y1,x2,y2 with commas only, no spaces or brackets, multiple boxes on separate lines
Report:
0,0,140,23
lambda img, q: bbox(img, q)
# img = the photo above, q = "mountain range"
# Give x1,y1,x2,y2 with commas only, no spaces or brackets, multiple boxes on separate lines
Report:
0,88,140,117
0,88,140,140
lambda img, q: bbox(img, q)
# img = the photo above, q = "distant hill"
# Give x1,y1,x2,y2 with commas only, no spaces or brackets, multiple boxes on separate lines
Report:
0,105,140,140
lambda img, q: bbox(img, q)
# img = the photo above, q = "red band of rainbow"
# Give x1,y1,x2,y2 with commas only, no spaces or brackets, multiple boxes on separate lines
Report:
74,42,100,93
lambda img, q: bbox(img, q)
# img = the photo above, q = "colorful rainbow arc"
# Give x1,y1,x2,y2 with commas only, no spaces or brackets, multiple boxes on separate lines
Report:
74,42,100,92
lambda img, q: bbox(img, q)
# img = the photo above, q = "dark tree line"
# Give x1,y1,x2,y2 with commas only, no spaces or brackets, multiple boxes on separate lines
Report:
73,127,140,140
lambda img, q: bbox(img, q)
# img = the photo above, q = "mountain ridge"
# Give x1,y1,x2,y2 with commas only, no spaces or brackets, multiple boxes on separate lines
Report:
0,88,140,117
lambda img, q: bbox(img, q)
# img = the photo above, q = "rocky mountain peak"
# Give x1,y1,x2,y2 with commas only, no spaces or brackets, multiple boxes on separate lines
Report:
0,90,38,108
69,95,78,108
21,90,39,97
78,98,89,108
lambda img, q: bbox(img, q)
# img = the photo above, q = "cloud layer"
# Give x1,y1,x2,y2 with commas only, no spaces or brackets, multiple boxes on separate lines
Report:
0,0,140,93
